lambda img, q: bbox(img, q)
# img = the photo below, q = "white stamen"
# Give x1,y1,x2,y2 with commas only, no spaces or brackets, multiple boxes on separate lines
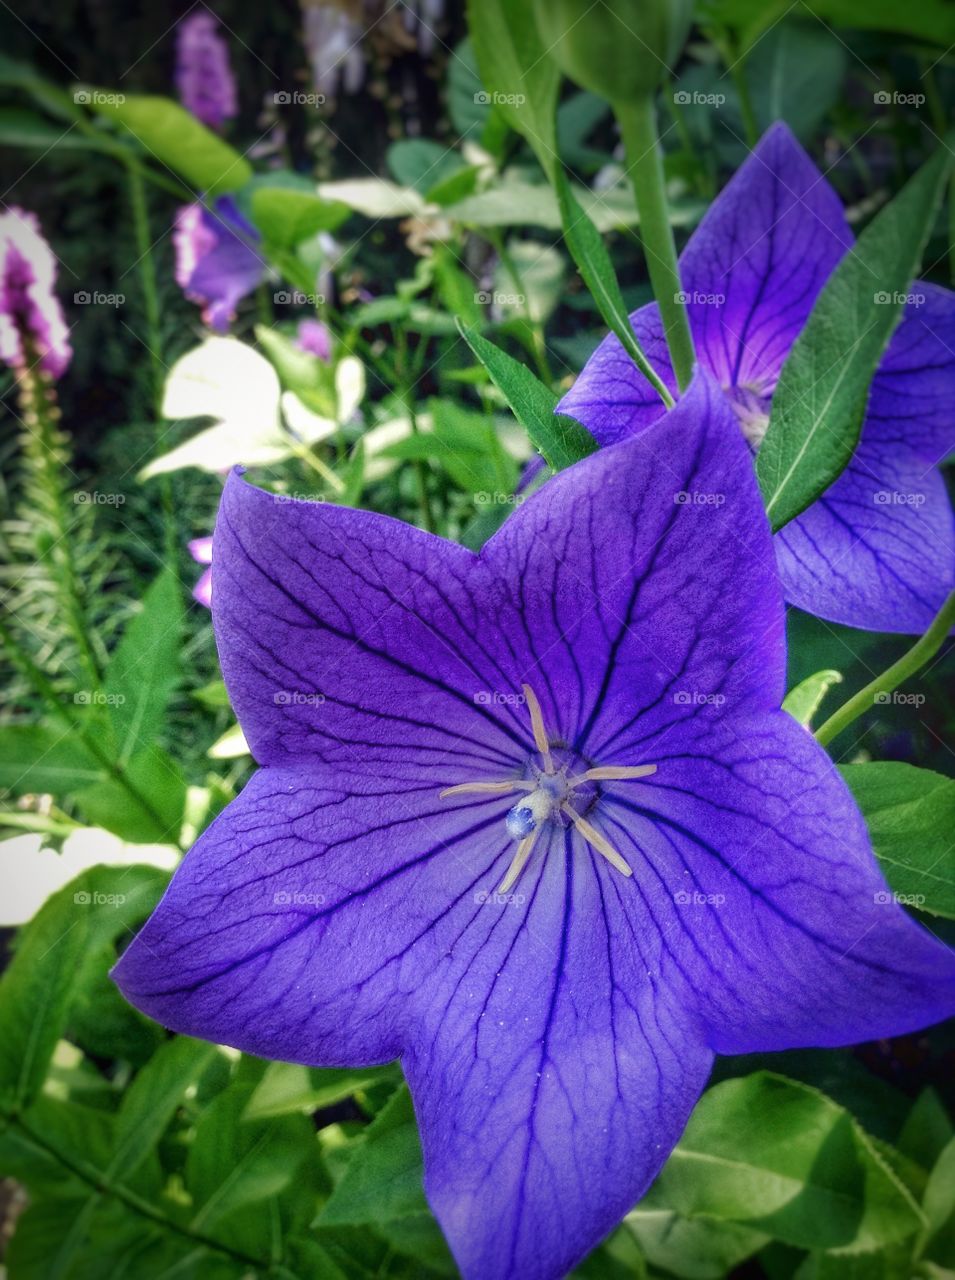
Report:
439,780,534,798
499,827,540,894
563,803,633,878
522,683,554,774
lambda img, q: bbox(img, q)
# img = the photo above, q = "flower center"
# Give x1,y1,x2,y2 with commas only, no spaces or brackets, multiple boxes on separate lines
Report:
440,685,656,895
726,384,773,452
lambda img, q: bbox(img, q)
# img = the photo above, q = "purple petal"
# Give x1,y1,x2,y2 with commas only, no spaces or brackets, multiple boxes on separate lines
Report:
775,442,954,632
865,283,955,467
0,206,71,378
600,710,955,1053
192,566,213,609
487,370,786,753
188,535,214,565
558,123,851,442
557,302,675,445
173,198,264,333
677,121,851,391
175,11,238,131
295,318,332,361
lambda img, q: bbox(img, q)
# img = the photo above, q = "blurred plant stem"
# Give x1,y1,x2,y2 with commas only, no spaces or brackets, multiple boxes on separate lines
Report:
15,363,102,688
487,229,553,385
396,327,435,533
815,590,955,747
126,162,176,560
616,96,696,389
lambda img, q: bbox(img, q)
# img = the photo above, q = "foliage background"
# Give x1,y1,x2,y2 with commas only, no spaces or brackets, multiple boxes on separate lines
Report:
0,1,953,1277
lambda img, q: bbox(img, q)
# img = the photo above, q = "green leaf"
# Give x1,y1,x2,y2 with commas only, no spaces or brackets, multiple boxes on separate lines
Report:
77,743,186,844
898,1090,954,1171
840,763,955,919
782,669,843,727
447,38,507,153
250,186,350,249
0,866,164,1109
467,0,560,178
244,1060,399,1121
923,1138,955,1263
104,566,184,763
320,1085,428,1227
0,725,102,795
0,107,116,151
554,171,673,406
110,1037,220,1180
744,24,847,141
757,145,952,530
457,321,598,470
653,1072,925,1251
90,94,251,195
625,1204,767,1277
492,240,566,324
387,139,466,195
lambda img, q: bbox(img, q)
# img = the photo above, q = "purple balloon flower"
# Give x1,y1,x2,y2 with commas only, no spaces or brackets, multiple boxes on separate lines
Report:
175,11,238,132
113,373,955,1280
0,206,71,379
560,123,955,634
173,196,265,332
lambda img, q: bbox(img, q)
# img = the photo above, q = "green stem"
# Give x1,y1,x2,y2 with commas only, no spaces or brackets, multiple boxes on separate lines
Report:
616,95,696,390
397,329,435,533
488,229,553,384
815,590,955,747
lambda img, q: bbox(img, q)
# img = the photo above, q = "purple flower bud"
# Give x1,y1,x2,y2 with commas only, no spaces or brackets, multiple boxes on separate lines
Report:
175,11,238,131
295,318,332,361
0,207,71,379
188,536,214,608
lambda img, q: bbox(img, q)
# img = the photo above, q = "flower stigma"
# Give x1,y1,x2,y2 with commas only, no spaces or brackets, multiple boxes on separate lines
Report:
440,684,657,896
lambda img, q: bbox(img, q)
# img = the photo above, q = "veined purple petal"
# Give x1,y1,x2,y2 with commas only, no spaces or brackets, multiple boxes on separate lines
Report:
775,443,954,633
865,284,955,467
601,710,955,1052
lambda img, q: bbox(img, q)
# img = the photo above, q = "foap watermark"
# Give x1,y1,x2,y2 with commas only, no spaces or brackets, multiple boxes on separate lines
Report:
74,291,125,307
474,690,526,707
74,890,127,906
874,690,926,707
874,890,925,907
274,290,325,306
673,690,726,707
674,890,725,906
874,490,926,507
273,90,326,108
475,491,526,507
274,690,326,706
75,490,125,506
673,90,726,107
274,890,326,905
74,88,126,106
874,90,925,107
75,690,126,706
474,90,526,107
475,890,526,906
675,290,725,306
674,490,726,507
475,289,525,307
874,290,924,307
273,491,327,504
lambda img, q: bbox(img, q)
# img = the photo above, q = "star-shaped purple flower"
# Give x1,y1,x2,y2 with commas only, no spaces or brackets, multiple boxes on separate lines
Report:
113,373,955,1280
560,123,955,634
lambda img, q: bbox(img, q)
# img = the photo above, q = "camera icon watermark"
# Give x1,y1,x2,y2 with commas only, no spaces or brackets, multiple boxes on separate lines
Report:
675,290,724,306
673,90,726,107
873,90,924,107
272,90,326,108
74,291,125,307
474,289,525,307
873,890,925,906
74,490,125,506
273,690,326,706
873,291,924,307
873,490,926,507
474,90,526,107
74,890,127,906
274,290,325,306
873,690,926,707
673,690,727,707
474,690,527,707
273,889,326,905
74,690,126,706
74,88,126,106
475,889,526,906
674,889,726,906
674,490,726,507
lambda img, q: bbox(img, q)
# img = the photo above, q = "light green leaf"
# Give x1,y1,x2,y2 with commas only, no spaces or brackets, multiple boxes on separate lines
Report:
320,1085,427,1226
104,566,183,763
492,240,566,324
244,1061,399,1121
77,744,186,845
90,94,251,195
840,762,955,919
467,0,560,178
0,725,102,795
250,186,349,249
782,669,843,727
757,145,952,530
625,1204,767,1278
387,139,466,195
316,177,427,219
654,1072,925,1251
457,320,598,471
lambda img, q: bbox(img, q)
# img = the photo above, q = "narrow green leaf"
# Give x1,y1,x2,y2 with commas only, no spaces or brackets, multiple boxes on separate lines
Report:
90,94,252,195
757,144,952,530
782,669,843,727
243,1060,399,1120
654,1072,925,1251
110,1037,219,1180
104,565,184,763
840,762,955,918
457,321,597,471
467,0,560,178
554,171,674,407
77,743,186,844
0,725,102,795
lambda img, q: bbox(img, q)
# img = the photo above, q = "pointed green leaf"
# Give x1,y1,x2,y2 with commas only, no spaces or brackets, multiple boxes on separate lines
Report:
457,321,597,471
757,144,952,530
782,669,843,727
